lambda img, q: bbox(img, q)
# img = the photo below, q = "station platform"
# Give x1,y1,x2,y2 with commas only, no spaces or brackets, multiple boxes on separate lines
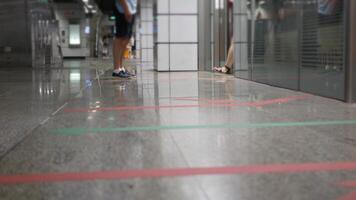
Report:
1,59,356,200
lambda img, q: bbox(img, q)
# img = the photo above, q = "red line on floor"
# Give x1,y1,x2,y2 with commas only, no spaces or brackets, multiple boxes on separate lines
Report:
336,191,356,200
174,97,238,104
335,181,356,200
116,96,199,102
242,95,307,107
0,161,355,185
337,181,356,188
63,95,307,113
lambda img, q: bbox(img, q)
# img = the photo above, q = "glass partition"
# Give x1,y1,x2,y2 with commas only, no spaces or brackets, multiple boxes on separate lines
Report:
300,0,345,100
234,0,346,100
251,0,299,90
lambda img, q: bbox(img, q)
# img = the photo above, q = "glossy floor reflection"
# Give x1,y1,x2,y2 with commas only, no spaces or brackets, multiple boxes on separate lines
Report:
1,59,356,200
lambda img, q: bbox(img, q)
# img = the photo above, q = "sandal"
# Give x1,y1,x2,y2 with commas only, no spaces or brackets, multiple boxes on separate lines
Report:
213,66,231,74
213,66,223,72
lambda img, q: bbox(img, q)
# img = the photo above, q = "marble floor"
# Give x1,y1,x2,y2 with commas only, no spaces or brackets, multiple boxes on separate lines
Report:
1,59,356,200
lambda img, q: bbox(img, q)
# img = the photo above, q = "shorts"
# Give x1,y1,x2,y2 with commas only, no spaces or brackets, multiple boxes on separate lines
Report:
114,10,135,38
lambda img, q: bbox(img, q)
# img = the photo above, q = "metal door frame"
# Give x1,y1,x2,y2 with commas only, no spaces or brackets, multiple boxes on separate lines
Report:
213,0,228,67
345,0,355,102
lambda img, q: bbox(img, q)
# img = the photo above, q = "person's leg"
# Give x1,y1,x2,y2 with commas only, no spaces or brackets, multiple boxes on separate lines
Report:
118,37,130,70
113,37,131,78
225,43,234,69
119,15,136,76
113,37,122,70
213,42,233,73
113,37,129,70
113,12,133,77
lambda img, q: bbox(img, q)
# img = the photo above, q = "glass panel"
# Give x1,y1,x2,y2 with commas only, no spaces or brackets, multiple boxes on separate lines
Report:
233,0,346,100
300,0,345,100
251,0,299,90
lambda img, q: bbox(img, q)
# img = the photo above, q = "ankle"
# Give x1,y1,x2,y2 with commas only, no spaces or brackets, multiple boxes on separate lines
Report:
114,68,124,73
222,66,231,73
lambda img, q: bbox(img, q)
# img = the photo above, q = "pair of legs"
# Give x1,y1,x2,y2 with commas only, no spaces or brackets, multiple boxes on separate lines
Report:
112,12,135,77
214,40,234,73
113,36,130,71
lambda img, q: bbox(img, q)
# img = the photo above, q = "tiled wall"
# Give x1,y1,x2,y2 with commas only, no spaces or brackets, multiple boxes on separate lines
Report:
155,0,198,71
139,0,154,69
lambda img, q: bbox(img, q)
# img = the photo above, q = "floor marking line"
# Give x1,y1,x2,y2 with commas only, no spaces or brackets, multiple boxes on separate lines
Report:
174,97,237,104
336,181,356,200
63,95,307,113
51,120,356,136
39,117,50,126
336,191,356,200
52,102,68,116
115,96,200,102
1,161,356,185
337,181,356,188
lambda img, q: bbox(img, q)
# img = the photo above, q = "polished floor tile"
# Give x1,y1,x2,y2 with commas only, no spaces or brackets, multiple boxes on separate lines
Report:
1,59,356,200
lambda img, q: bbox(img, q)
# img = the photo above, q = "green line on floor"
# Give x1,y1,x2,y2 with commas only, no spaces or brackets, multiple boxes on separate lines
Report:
51,120,356,136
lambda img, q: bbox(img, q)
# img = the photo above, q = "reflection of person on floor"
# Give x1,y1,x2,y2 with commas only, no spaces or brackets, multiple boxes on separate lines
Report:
213,40,233,74
102,35,109,58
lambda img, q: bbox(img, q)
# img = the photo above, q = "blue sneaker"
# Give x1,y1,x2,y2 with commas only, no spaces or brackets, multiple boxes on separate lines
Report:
112,70,130,78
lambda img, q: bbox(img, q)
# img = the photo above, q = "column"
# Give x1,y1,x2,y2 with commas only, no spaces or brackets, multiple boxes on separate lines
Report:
155,0,198,71
139,0,154,69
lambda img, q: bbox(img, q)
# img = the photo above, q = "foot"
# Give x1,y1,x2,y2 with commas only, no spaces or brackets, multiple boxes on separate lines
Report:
121,67,136,77
213,66,223,72
112,70,131,78
213,66,231,74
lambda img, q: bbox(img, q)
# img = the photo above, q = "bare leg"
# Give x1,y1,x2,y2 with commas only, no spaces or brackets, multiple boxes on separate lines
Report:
119,38,130,70
225,43,234,69
113,37,122,70
213,41,234,73
113,37,130,70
